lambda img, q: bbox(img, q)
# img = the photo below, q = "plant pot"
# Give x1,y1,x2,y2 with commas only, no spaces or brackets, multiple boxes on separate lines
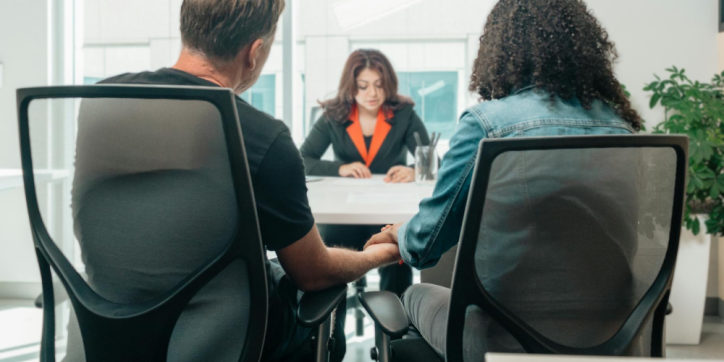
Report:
665,215,712,345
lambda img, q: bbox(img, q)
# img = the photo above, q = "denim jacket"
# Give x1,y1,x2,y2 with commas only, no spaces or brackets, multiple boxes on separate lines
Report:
397,87,636,269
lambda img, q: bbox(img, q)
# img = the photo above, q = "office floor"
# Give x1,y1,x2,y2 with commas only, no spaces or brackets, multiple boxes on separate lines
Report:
1,294,722,362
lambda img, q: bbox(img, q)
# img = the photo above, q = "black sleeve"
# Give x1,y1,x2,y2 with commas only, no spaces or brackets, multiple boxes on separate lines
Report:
253,130,315,251
404,110,432,166
299,117,345,176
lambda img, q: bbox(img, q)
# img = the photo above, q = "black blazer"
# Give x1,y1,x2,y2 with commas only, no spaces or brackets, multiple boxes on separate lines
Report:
300,103,431,176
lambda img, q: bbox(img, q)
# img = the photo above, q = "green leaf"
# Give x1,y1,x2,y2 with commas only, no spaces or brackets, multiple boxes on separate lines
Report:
693,177,704,190
649,94,661,109
710,182,720,199
687,179,697,194
698,168,716,180
692,217,701,235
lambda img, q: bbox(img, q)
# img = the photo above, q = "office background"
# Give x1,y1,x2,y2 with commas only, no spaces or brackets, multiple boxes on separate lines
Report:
0,0,721,314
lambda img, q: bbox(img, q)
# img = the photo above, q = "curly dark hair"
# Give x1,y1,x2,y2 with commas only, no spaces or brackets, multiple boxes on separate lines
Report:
470,0,641,130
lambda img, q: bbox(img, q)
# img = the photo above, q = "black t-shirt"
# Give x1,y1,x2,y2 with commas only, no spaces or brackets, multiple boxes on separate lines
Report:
99,68,315,252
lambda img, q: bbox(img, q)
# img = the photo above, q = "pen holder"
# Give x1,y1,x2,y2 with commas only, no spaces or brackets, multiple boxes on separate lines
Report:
415,146,438,185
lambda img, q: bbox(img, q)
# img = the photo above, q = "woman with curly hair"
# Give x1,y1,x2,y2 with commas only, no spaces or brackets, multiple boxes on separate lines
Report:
365,0,644,359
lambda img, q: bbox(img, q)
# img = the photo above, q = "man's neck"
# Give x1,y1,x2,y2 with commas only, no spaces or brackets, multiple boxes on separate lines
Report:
172,48,243,93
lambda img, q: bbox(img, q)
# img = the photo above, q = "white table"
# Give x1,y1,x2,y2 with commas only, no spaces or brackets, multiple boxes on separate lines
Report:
306,176,435,225
485,354,721,362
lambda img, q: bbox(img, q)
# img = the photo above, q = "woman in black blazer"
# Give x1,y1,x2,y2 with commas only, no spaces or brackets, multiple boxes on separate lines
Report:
300,49,430,297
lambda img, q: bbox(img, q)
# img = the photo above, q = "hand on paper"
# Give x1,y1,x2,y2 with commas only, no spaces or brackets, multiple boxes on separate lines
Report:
384,166,415,183
339,162,372,178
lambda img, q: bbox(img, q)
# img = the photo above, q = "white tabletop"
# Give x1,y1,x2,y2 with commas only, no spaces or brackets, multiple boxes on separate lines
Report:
306,176,435,225
485,354,720,362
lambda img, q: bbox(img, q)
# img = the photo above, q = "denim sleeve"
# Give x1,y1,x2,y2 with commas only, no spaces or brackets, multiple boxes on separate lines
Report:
397,111,487,269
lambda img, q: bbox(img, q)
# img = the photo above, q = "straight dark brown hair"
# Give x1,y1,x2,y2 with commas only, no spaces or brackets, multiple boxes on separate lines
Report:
321,49,413,123
180,0,285,64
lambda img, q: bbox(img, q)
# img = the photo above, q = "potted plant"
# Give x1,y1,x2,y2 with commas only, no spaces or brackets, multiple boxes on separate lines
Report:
644,67,724,345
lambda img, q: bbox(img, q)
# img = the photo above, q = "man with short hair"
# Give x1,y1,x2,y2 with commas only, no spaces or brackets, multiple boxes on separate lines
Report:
64,1,401,361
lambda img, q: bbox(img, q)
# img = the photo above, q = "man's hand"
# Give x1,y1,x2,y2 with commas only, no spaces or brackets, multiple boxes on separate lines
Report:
339,162,372,178
364,222,404,251
363,242,401,265
384,166,415,183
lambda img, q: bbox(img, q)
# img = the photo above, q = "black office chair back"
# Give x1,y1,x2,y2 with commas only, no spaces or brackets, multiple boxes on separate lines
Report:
17,86,268,362
446,136,687,361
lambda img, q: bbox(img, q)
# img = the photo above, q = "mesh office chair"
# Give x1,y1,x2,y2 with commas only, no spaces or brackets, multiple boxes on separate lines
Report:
17,85,346,362
359,135,688,362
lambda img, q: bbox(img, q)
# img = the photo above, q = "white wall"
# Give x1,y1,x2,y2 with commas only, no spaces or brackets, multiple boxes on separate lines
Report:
0,0,50,296
299,0,718,136
585,0,718,129
299,0,493,132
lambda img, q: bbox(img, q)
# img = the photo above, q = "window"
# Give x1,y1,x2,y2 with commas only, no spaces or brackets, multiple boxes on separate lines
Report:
83,77,103,85
398,72,459,139
240,74,276,116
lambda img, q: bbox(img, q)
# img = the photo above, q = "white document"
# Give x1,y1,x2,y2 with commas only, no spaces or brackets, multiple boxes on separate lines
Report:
332,178,387,186
346,192,419,204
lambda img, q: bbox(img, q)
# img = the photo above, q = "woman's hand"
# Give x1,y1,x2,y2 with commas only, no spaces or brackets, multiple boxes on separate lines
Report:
339,162,372,178
364,222,404,251
384,166,415,183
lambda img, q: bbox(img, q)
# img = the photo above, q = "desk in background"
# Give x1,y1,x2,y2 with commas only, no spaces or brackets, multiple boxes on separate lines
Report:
306,176,434,225
266,176,434,260
306,176,459,287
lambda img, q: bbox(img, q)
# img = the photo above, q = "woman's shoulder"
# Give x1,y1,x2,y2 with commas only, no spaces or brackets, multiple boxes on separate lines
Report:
320,117,351,134
391,101,417,122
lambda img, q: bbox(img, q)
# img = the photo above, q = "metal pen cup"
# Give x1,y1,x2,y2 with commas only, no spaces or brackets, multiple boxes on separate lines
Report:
415,146,438,184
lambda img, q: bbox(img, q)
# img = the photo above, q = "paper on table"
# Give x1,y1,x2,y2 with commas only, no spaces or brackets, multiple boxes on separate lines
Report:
346,192,419,204
332,178,387,186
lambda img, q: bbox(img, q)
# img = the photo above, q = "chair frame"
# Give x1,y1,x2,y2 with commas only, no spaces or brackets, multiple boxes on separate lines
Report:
17,85,268,362
446,135,689,360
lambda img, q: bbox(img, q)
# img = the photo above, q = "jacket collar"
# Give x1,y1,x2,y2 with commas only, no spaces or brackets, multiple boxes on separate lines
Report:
346,105,394,167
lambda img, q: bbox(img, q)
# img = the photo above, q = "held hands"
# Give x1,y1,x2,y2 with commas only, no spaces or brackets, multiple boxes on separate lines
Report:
384,166,415,183
339,162,372,178
364,242,401,265
364,223,404,265
364,222,403,251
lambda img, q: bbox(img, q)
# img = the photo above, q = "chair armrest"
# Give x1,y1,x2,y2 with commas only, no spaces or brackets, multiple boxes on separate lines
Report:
359,291,409,338
34,285,70,309
297,284,348,328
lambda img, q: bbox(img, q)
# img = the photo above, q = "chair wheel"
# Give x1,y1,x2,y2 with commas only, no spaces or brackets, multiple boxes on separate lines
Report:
370,347,378,361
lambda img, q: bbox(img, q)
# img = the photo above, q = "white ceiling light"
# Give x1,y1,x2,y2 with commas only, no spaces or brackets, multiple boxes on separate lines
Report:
418,80,446,97
332,0,427,31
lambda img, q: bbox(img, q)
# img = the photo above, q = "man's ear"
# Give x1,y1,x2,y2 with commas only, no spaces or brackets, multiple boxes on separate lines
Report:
246,38,265,71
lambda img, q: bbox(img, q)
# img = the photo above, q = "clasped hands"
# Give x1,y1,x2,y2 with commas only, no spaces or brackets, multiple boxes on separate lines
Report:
364,222,405,264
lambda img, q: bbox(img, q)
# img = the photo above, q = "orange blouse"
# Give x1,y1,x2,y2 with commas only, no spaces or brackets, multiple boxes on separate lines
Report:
346,105,394,167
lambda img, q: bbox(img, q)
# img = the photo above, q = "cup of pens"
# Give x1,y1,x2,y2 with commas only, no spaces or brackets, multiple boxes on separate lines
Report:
414,132,440,185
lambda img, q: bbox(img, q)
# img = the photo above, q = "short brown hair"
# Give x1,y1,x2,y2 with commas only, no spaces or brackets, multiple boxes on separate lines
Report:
180,0,285,63
321,49,413,123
